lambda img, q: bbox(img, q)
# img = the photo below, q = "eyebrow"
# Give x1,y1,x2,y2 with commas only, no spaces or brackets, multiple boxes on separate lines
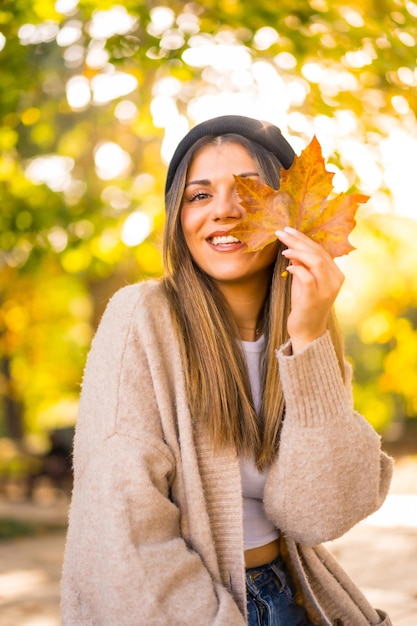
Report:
185,172,260,188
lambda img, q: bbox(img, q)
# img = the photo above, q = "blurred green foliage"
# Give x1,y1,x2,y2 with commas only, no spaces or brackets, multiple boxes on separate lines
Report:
1,0,417,448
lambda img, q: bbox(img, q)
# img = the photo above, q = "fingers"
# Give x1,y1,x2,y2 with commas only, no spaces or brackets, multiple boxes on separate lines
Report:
276,226,330,259
274,227,345,352
276,227,344,287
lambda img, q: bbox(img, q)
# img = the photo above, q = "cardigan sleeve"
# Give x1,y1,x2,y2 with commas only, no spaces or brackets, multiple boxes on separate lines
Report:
264,331,393,547
61,284,245,626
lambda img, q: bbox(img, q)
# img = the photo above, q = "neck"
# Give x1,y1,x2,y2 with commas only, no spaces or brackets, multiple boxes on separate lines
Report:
216,280,268,342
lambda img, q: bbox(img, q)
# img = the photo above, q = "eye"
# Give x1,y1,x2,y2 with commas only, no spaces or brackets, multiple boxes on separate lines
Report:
187,190,211,202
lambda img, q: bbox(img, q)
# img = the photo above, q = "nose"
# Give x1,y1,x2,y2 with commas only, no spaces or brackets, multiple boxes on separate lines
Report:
211,187,244,221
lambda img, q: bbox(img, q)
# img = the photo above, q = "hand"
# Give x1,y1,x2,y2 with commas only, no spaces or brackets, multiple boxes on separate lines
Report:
275,227,345,353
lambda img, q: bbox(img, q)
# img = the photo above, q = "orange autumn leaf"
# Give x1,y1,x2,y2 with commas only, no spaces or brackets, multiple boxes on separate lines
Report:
230,135,370,258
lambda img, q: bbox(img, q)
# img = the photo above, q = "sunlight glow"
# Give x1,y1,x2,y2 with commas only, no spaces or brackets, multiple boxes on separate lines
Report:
151,96,179,128
391,95,410,114
284,79,309,106
253,27,279,50
339,141,383,193
177,12,200,35
63,44,84,68
94,142,131,179
66,65,137,108
326,165,350,193
101,185,131,210
380,130,417,219
18,22,59,45
147,7,176,37
183,39,252,71
56,21,82,47
339,8,365,27
115,100,138,122
86,42,109,69
334,109,357,134
397,30,415,46
64,180,87,206
160,30,185,51
302,63,358,95
161,115,190,165
66,76,91,109
48,226,69,252
397,66,416,86
25,155,74,191
91,72,138,104
55,0,79,15
343,50,374,68
0,569,48,600
122,211,152,246
153,76,182,97
362,494,417,527
301,62,323,82
274,52,297,70
87,6,137,40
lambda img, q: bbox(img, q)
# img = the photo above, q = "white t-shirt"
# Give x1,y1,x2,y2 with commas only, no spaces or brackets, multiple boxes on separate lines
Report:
239,336,280,550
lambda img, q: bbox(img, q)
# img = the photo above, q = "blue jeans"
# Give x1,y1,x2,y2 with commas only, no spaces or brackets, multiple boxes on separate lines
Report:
246,555,313,626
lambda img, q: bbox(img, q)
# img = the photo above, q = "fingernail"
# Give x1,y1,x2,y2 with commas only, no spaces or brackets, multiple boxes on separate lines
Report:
284,226,298,235
275,229,287,237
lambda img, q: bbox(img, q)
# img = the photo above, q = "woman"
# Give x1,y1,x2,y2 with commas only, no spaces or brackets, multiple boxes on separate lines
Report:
61,115,393,625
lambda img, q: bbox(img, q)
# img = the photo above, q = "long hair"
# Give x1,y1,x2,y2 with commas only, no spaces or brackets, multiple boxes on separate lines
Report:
162,134,345,469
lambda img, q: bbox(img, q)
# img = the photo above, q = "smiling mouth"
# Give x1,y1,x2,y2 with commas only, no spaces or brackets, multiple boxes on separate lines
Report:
207,235,242,245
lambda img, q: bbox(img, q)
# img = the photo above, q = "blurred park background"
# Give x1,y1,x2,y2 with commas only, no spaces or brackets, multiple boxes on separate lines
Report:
1,0,417,624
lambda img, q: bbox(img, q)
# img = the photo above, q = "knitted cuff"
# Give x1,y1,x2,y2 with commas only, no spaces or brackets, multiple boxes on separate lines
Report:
276,332,350,427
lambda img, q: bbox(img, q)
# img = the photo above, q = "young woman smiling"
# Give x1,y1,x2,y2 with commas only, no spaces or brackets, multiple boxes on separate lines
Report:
62,115,393,626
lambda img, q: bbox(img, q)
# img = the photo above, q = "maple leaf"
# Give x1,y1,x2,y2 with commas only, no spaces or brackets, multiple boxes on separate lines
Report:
230,135,369,258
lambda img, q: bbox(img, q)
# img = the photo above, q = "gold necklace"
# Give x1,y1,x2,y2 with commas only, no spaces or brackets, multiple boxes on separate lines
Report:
237,325,261,337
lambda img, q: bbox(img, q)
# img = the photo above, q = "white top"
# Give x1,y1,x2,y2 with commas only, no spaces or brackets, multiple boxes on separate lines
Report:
239,336,280,550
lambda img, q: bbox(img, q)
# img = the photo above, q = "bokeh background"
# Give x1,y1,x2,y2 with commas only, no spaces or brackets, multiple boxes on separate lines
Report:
1,1,417,624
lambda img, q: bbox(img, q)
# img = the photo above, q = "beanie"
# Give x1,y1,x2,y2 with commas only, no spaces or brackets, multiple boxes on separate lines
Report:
165,115,296,195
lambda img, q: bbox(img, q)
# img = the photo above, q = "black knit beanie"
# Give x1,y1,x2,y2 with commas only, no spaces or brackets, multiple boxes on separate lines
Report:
164,115,296,196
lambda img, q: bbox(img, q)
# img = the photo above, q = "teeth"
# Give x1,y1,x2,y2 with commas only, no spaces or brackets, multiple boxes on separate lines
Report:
209,235,241,245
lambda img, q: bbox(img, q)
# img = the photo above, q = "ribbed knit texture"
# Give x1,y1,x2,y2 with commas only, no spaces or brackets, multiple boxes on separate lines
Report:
61,280,393,626
284,541,391,625
194,421,246,612
276,333,351,427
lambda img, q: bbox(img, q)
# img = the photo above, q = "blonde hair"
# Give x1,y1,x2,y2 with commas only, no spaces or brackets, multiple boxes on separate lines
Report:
163,135,345,469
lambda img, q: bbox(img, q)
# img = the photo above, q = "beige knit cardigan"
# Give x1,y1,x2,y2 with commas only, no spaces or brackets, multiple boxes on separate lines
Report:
61,280,393,626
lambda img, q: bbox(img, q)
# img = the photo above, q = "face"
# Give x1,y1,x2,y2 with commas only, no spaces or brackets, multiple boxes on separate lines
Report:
180,142,279,295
